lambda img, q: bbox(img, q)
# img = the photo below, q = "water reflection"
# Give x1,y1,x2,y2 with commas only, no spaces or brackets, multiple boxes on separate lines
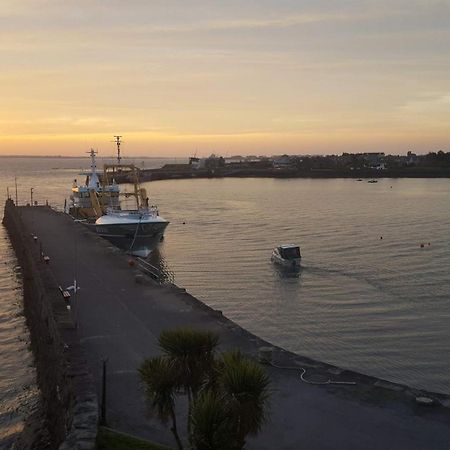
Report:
146,248,175,284
272,263,302,279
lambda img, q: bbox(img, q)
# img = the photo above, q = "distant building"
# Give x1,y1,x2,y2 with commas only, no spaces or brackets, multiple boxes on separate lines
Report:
273,154,293,168
363,152,385,170
189,154,225,169
406,151,418,166
189,157,201,168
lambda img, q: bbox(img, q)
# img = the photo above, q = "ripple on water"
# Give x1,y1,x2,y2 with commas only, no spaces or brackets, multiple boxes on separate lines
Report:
1,169,449,398
0,227,37,446
151,178,450,395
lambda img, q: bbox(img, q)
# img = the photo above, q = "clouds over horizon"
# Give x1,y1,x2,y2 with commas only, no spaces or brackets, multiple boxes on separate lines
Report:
0,1,449,155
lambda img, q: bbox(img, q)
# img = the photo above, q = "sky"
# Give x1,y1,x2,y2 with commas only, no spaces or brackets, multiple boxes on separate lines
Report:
1,0,449,156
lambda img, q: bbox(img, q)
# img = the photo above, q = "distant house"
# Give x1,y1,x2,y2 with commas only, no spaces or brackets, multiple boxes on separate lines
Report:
273,154,293,168
227,155,245,163
406,151,418,166
189,157,201,169
189,154,225,170
364,152,385,170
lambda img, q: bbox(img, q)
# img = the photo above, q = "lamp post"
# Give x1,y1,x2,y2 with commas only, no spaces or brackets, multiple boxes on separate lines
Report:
100,357,108,425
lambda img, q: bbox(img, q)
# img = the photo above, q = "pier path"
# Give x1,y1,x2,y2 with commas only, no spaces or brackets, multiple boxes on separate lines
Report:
19,206,450,449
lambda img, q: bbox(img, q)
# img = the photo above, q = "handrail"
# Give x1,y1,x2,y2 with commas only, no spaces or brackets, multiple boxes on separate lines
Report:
136,257,173,284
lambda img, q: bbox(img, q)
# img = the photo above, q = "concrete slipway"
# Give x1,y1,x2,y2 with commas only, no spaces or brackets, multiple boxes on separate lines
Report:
18,206,450,449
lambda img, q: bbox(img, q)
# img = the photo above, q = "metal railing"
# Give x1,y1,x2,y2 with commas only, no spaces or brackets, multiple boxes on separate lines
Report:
136,257,174,284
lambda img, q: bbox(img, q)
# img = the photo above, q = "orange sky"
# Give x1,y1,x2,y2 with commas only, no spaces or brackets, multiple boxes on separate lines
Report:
1,1,449,156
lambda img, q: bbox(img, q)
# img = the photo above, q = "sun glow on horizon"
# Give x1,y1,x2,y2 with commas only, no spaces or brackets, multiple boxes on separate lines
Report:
1,1,449,156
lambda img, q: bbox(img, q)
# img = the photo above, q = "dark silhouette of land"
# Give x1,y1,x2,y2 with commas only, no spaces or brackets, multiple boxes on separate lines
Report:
111,151,450,183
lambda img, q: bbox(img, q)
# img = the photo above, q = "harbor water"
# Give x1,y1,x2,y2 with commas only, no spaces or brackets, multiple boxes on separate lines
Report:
0,157,449,444
149,176,450,395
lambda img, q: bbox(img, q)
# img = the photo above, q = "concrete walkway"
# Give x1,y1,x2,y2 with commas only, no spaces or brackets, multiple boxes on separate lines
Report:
20,206,450,450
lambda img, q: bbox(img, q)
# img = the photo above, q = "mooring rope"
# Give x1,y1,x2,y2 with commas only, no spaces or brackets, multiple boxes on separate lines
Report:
268,362,356,386
128,213,143,254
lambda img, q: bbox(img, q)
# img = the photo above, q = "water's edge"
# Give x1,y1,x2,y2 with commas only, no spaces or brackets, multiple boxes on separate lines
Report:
4,200,450,448
3,200,98,450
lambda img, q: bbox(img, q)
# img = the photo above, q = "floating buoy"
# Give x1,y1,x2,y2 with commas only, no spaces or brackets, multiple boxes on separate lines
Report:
182,221,186,225
128,259,135,267
420,243,424,248
380,236,383,240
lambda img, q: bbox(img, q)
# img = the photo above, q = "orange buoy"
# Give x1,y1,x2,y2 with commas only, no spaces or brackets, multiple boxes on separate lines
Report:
128,259,135,267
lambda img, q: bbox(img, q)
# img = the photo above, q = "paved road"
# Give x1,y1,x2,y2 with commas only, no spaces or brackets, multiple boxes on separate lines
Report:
21,207,450,450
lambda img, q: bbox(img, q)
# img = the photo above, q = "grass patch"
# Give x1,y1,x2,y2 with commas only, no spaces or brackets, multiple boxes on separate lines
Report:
97,427,172,450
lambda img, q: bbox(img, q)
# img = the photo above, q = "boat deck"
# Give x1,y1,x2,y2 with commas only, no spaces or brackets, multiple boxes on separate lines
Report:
17,205,450,449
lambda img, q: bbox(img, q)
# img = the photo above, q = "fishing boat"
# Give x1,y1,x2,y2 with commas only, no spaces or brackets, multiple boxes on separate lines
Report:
271,245,302,268
69,138,169,257
69,149,120,219
95,207,168,257
93,161,169,257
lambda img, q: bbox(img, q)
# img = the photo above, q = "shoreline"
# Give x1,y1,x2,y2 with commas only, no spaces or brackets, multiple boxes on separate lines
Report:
112,166,450,184
3,200,98,450
177,286,450,400
4,203,450,449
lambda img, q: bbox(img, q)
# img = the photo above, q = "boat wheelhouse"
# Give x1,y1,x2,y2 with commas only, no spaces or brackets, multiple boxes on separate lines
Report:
271,244,302,268
69,149,120,219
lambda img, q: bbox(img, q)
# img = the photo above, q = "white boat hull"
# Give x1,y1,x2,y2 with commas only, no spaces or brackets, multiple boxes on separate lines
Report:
271,253,301,268
95,219,169,257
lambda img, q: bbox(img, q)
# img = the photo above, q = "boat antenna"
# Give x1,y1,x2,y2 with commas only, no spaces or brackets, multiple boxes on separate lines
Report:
114,135,122,165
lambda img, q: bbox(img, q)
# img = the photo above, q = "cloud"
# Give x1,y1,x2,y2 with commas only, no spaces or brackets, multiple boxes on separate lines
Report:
398,92,450,123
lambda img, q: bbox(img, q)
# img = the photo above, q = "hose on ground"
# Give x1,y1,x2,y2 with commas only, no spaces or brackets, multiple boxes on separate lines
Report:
267,361,356,386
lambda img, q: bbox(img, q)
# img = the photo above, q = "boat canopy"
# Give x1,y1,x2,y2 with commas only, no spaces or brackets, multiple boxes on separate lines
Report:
279,245,301,260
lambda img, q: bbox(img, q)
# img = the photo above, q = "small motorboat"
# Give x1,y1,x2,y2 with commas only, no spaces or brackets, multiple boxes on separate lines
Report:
367,179,378,183
271,245,301,268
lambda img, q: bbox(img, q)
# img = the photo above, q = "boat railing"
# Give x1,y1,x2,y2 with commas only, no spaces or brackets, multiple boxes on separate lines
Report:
106,206,159,217
137,257,174,284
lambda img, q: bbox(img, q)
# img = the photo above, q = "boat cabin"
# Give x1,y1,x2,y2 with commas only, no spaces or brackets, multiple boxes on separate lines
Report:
278,245,301,260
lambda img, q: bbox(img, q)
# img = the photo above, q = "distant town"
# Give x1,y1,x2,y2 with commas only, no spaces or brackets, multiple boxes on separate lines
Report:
128,150,450,182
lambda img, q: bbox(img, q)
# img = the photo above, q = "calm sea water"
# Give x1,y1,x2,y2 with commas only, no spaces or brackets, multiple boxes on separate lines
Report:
148,177,450,395
0,157,449,445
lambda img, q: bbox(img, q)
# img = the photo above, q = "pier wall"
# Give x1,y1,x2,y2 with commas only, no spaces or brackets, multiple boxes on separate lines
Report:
3,199,98,450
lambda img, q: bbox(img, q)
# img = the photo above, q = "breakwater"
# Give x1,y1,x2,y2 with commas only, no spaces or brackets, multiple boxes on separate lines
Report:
111,166,450,184
6,201,450,449
2,199,97,450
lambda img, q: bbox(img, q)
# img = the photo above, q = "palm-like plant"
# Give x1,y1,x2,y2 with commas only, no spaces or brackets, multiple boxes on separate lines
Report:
159,327,220,442
159,328,219,398
190,390,234,450
219,350,270,449
140,329,270,450
138,356,184,450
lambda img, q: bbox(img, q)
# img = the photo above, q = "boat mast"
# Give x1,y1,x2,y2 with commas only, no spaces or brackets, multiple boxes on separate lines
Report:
114,135,122,165
87,148,97,173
